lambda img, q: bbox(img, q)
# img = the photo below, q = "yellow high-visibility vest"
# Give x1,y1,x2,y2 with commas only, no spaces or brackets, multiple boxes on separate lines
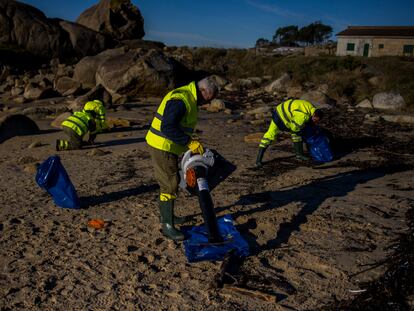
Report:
146,82,198,155
259,99,316,147
61,111,92,137
276,99,316,133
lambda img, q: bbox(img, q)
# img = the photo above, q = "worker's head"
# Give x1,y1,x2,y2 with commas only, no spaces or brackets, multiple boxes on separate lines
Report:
83,100,105,118
197,77,219,104
311,109,324,125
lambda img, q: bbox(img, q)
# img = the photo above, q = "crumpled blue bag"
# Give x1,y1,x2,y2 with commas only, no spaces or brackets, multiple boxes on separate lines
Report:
36,155,80,209
303,126,333,163
182,215,249,262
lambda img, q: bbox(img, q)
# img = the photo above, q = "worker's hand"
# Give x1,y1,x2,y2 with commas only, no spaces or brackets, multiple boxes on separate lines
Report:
187,140,204,155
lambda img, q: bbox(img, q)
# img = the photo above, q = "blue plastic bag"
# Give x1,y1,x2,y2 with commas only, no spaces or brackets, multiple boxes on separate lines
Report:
182,215,249,263
303,126,333,163
36,155,80,209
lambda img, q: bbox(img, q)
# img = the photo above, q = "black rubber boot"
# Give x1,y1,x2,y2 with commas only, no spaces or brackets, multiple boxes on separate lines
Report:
56,139,67,151
255,147,266,167
293,141,310,161
159,200,185,241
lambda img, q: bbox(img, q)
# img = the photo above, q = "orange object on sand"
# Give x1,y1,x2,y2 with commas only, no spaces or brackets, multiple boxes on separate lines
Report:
88,219,105,229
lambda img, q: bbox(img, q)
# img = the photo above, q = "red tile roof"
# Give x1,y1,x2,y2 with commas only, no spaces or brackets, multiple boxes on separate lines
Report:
337,26,414,37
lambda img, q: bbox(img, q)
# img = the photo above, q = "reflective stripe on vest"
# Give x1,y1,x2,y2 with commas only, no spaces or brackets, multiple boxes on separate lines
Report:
61,111,91,137
146,82,198,155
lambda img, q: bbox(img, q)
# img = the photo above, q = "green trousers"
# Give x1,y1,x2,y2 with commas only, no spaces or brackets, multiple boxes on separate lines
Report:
149,146,179,196
58,126,83,150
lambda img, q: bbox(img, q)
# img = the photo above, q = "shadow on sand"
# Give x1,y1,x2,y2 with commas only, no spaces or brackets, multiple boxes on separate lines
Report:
93,137,146,147
80,184,158,208
220,164,408,255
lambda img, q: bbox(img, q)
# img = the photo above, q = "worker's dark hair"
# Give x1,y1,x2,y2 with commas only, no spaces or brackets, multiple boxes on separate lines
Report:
313,109,324,119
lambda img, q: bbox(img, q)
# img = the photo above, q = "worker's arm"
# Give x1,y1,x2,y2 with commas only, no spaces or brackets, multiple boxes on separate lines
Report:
259,120,278,148
87,119,97,144
161,100,191,145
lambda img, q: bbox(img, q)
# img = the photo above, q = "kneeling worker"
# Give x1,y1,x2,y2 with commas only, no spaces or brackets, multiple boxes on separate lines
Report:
256,99,323,167
56,99,107,151
146,77,219,241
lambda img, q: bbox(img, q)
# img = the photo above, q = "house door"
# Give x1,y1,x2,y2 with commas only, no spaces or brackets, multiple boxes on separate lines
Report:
363,43,370,57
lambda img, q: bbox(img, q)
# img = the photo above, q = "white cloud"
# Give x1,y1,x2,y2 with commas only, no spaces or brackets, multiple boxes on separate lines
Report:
245,0,304,19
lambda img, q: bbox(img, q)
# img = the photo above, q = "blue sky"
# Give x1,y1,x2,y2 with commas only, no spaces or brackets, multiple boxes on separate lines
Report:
20,0,414,48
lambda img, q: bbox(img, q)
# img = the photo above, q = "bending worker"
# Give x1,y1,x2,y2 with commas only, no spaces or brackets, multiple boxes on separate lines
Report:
146,77,219,241
256,98,323,167
56,99,107,151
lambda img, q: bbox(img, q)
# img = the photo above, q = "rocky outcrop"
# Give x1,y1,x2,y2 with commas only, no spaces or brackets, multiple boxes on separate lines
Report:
264,73,291,94
0,0,71,59
23,83,57,101
95,49,176,97
73,47,127,88
300,91,333,109
0,114,39,143
372,92,405,110
58,20,113,59
356,99,373,109
76,0,145,41
0,0,113,60
54,77,82,96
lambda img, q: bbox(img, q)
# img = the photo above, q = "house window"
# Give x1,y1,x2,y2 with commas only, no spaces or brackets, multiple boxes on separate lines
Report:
379,44,384,49
403,45,414,55
346,43,355,51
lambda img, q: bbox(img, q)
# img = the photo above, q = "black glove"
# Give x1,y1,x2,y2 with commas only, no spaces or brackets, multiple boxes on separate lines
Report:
255,147,266,167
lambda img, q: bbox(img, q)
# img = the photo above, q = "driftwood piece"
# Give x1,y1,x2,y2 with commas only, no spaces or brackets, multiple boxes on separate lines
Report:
221,284,277,303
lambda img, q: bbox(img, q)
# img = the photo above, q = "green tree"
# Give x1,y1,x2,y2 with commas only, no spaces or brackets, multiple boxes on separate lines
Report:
272,25,299,46
255,38,270,48
298,21,333,45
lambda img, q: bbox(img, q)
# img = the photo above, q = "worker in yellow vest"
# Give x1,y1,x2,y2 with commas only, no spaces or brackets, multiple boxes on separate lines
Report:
56,100,107,151
146,77,219,241
256,99,323,167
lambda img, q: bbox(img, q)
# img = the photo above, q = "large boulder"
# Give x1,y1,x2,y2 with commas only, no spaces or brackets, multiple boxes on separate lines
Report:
0,114,39,143
372,92,405,110
76,0,145,41
264,73,291,94
356,99,373,109
95,49,176,97
58,20,113,59
0,0,113,60
73,47,127,88
0,0,72,59
300,91,333,109
54,77,82,96
23,83,57,101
